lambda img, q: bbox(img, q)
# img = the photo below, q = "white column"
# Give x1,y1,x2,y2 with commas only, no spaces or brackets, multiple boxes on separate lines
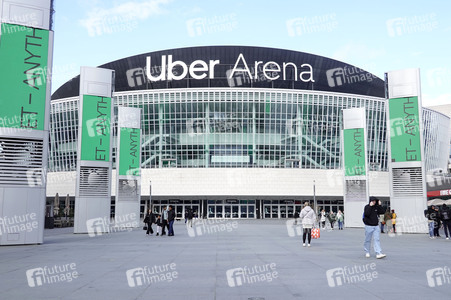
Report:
0,0,54,245
342,107,368,228
74,67,114,234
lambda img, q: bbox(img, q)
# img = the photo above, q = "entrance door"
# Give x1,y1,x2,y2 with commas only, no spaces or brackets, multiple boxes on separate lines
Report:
240,205,247,218
224,206,231,218
248,206,255,218
216,206,223,218
232,205,239,218
280,206,287,218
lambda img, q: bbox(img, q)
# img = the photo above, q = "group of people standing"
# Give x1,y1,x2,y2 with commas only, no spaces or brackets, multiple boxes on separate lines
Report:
144,205,176,236
425,204,451,239
319,209,344,230
379,209,397,233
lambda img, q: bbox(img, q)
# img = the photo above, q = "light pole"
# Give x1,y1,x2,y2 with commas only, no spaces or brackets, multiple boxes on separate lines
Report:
149,180,152,213
313,180,317,214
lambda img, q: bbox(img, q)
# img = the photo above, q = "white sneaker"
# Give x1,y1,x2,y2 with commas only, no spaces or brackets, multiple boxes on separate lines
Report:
303,243,306,247
446,237,449,240
376,253,386,259
365,253,370,258
307,244,311,247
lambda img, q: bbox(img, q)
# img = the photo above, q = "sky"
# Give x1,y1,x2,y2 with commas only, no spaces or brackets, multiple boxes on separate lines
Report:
51,0,451,107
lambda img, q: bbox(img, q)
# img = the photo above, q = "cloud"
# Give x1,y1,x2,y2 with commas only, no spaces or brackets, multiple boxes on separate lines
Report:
79,0,171,37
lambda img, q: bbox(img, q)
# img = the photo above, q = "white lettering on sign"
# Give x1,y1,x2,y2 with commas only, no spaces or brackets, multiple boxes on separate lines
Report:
145,53,314,83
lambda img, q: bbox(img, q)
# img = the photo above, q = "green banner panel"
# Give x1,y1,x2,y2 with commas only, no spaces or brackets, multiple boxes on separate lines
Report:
343,128,366,176
388,96,421,162
119,127,141,176
0,23,49,130
80,95,111,161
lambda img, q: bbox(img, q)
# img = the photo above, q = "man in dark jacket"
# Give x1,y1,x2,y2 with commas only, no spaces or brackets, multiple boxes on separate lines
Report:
363,196,386,259
441,204,451,239
167,205,175,236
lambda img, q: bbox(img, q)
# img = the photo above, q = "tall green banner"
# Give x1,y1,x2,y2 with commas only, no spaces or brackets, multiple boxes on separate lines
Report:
343,128,365,176
388,96,421,162
0,24,49,130
80,95,112,161
119,127,141,176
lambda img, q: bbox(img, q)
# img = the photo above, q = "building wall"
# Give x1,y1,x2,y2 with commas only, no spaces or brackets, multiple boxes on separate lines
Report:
47,169,390,198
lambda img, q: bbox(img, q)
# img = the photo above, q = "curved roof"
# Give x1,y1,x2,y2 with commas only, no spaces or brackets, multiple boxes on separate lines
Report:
52,45,385,100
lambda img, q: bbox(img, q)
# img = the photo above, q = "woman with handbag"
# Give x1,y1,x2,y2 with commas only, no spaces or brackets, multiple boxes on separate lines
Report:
299,202,317,247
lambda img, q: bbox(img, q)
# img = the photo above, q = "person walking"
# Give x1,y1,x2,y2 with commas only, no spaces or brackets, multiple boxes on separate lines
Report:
155,214,162,236
337,210,344,230
161,205,168,236
440,204,451,240
328,211,336,230
320,209,326,229
363,196,386,259
433,206,442,238
383,209,392,234
379,213,385,233
424,205,436,239
144,208,155,235
299,202,317,247
391,209,397,234
167,205,175,236
186,208,194,227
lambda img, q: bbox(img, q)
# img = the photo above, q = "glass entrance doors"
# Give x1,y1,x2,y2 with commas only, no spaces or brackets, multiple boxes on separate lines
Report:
263,201,302,218
207,200,255,218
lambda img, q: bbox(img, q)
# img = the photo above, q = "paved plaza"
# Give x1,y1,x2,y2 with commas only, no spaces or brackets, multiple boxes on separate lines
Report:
0,219,450,300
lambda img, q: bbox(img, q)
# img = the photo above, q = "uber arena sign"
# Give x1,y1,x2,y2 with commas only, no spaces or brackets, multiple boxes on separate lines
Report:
145,53,315,82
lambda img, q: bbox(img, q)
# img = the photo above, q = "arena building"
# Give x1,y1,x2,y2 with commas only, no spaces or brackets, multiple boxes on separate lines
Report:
47,46,450,219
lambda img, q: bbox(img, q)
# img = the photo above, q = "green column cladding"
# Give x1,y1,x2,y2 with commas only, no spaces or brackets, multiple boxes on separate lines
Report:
388,96,421,163
119,127,141,176
0,24,49,130
80,95,112,161
343,127,366,176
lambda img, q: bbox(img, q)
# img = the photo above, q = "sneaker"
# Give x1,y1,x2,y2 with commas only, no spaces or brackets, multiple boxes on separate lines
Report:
302,243,306,247
307,244,311,247
365,253,370,258
446,237,449,240
376,253,386,259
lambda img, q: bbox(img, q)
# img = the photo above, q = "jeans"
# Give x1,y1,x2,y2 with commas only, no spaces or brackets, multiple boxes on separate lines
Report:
338,221,343,230
168,220,174,235
364,225,382,254
428,221,434,237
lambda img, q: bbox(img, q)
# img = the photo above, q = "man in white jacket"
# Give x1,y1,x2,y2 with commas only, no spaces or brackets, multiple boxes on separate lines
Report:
299,202,317,247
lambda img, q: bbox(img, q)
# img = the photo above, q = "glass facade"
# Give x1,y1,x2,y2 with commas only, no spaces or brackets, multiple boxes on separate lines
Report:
49,88,446,173
49,89,389,172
